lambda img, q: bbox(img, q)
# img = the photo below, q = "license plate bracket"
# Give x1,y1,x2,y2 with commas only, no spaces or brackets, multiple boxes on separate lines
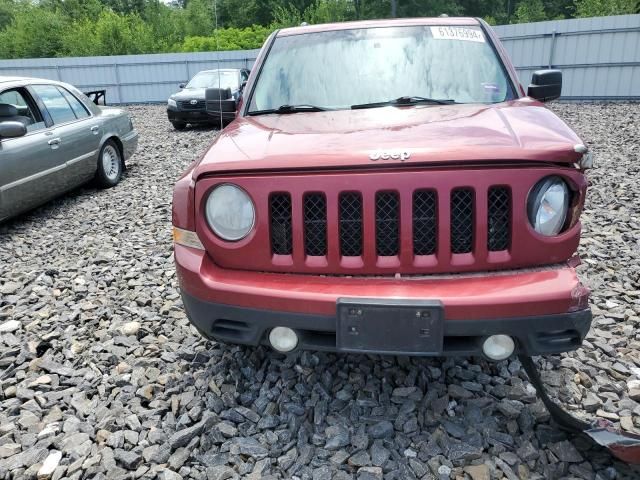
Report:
337,298,444,355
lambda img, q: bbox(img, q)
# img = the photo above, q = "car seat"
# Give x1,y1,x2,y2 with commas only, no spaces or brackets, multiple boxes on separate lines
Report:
0,103,33,127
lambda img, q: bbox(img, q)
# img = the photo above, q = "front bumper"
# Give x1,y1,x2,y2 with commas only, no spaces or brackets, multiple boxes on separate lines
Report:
181,291,591,356
175,245,592,356
167,108,235,124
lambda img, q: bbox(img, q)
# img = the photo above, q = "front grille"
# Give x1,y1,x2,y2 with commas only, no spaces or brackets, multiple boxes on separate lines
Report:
270,193,292,255
413,190,437,255
339,193,363,256
375,192,400,256
179,100,205,110
488,187,511,251
201,167,584,275
267,184,514,267
450,188,474,254
304,193,327,256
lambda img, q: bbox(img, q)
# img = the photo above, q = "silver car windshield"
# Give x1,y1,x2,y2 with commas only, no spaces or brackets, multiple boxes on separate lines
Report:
187,71,238,90
249,25,513,112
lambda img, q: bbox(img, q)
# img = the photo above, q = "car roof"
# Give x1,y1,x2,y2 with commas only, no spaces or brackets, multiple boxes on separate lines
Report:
197,69,243,74
0,76,31,84
278,17,480,37
0,76,66,86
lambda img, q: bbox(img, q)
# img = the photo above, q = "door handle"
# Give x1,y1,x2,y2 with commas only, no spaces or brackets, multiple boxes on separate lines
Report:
90,125,100,134
47,138,61,149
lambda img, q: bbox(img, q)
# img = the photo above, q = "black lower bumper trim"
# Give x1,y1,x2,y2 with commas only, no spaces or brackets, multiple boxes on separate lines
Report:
167,109,235,124
181,291,592,356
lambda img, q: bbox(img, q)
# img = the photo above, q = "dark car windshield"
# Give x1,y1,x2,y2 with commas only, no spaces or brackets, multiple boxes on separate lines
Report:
187,70,238,90
248,25,513,113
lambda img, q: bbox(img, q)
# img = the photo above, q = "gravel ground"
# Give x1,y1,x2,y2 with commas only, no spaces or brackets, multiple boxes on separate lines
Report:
1,103,639,480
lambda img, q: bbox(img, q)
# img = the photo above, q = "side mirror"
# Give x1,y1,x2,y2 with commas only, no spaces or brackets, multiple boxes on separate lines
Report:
527,69,562,102
240,80,248,93
0,121,27,139
179,83,186,89
205,88,237,114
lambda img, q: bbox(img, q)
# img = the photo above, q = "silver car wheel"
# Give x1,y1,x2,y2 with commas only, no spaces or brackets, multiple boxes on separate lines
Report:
102,144,121,181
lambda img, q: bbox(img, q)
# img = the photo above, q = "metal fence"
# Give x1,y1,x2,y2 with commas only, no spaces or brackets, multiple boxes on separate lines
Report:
0,50,260,104
493,14,640,100
0,14,638,103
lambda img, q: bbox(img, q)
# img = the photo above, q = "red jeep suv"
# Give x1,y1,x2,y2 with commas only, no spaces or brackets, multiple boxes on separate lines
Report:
172,17,592,360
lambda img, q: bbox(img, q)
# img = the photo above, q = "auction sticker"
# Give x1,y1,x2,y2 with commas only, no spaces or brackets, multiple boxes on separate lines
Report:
430,26,485,43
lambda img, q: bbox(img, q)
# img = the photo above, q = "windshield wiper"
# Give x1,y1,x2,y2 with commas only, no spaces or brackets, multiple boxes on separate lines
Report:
248,104,328,116
351,96,457,110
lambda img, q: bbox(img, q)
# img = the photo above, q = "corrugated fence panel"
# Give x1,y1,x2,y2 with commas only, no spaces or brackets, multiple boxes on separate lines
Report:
494,13,640,100
1,16,639,102
0,49,260,103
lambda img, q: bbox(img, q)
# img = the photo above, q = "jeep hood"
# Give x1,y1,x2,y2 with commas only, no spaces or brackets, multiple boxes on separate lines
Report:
194,98,584,177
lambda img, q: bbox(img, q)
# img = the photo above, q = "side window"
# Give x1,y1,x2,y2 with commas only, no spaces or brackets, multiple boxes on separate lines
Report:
31,84,77,124
59,87,90,119
0,88,46,133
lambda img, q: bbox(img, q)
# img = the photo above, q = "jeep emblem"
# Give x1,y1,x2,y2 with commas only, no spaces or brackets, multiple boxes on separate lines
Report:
369,150,411,161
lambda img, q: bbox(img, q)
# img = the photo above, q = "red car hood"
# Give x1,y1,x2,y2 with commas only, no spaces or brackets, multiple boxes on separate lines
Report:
194,98,583,177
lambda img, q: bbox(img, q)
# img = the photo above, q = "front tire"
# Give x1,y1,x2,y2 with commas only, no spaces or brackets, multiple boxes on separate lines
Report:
95,140,123,189
172,121,187,131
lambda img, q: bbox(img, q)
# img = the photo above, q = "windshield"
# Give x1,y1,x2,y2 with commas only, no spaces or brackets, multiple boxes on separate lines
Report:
248,25,513,112
187,70,238,89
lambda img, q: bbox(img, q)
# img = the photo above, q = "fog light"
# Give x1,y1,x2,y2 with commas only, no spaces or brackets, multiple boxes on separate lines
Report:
269,327,298,353
482,335,515,361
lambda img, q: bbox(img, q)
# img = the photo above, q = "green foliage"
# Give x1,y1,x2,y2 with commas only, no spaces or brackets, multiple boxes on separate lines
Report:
0,0,636,59
574,0,638,16
515,0,548,23
483,15,498,25
0,0,16,30
41,0,104,21
273,0,355,27
180,25,272,51
217,0,275,28
0,4,67,58
183,0,213,36
60,10,158,57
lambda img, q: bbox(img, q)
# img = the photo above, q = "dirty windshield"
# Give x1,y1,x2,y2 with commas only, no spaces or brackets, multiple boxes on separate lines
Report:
187,70,238,89
248,25,513,112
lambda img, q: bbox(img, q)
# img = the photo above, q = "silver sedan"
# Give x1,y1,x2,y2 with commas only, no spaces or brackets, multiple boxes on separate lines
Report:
0,76,138,222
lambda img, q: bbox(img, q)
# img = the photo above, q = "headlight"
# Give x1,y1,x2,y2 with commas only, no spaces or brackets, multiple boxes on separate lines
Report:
205,184,255,241
527,176,570,236
167,98,177,108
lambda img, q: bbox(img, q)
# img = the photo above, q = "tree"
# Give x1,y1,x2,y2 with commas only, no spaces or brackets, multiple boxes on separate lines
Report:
515,0,547,22
272,0,355,27
574,0,638,16
0,0,16,30
183,0,213,36
41,0,104,20
180,24,272,51
217,0,278,28
99,0,147,15
0,0,634,59
143,1,187,48
0,5,67,58
60,10,158,56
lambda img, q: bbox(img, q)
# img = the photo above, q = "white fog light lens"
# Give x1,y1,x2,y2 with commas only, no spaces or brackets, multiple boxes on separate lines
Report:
482,335,515,361
528,176,570,236
269,327,298,352
205,184,255,241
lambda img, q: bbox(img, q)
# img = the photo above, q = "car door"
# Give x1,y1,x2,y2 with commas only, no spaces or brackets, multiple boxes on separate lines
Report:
30,84,101,190
0,86,61,221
